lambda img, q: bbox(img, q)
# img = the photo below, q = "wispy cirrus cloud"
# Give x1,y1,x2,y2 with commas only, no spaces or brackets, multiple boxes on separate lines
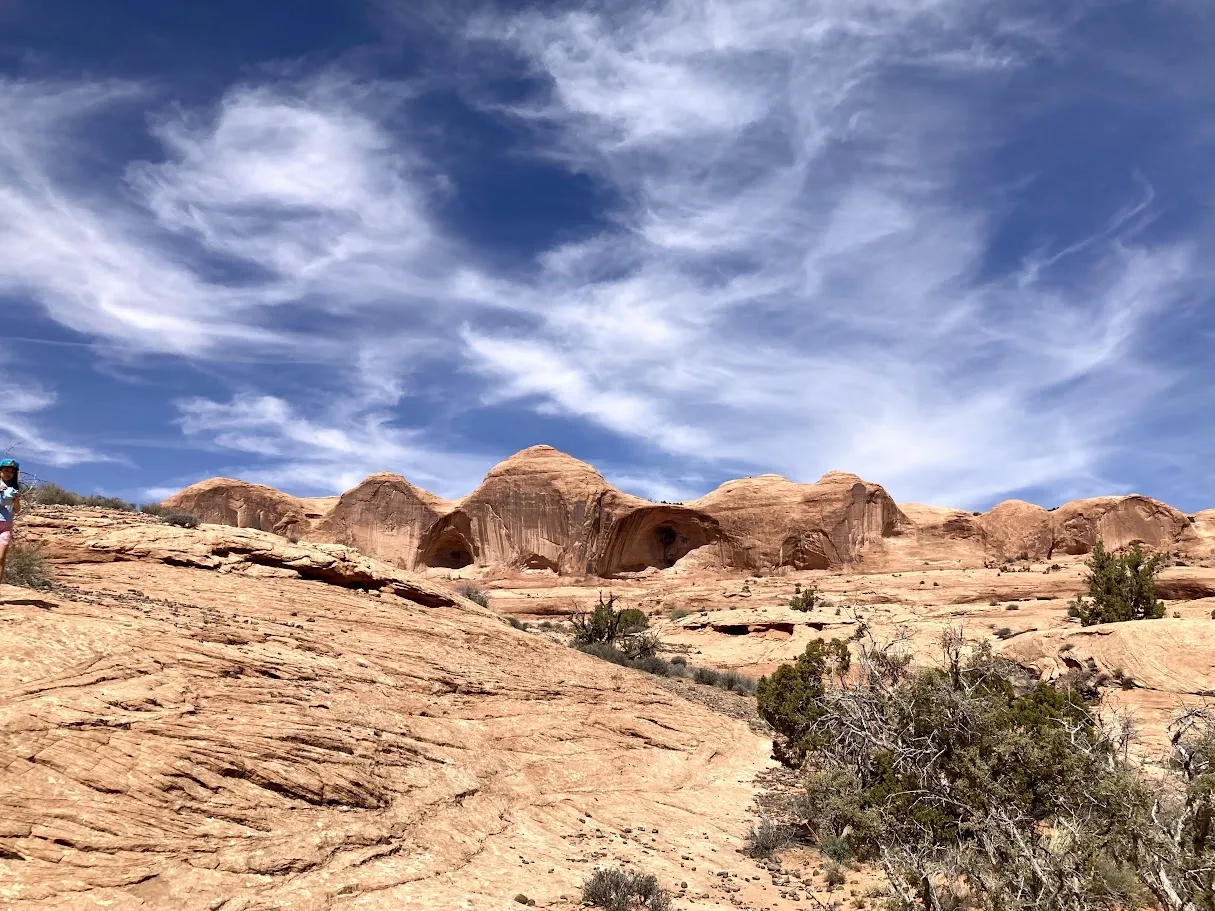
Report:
453,0,1208,505
175,393,486,497
0,372,106,468
0,73,490,488
2,0,1213,509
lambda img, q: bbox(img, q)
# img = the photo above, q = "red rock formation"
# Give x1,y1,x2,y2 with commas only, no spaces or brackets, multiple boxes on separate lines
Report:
978,499,1054,560
312,472,452,568
689,471,909,571
1048,495,1194,556
162,478,311,538
419,445,652,573
165,452,1208,577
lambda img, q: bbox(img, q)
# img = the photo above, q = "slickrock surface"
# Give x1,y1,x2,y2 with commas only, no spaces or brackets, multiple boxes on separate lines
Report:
472,551,1215,748
1,510,811,911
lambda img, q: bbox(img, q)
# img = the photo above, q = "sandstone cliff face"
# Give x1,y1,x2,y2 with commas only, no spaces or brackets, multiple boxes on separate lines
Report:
418,445,654,574
163,478,312,538
1048,495,1195,556
688,471,909,571
166,453,1208,578
312,472,452,569
894,495,1197,565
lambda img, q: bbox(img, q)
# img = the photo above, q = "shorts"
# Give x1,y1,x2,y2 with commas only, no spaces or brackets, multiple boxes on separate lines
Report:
0,523,11,547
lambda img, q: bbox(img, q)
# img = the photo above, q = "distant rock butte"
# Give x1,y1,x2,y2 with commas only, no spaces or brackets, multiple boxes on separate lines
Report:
165,446,1209,575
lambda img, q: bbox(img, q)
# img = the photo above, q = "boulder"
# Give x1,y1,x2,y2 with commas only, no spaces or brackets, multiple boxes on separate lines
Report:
978,499,1054,560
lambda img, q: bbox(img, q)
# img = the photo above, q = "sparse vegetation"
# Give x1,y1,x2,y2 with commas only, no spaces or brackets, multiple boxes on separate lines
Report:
3,541,52,589
506,616,529,631
1068,541,1166,626
745,816,790,859
824,863,846,890
139,502,169,517
755,638,851,766
993,626,1015,639
668,607,692,621
159,511,200,529
582,867,672,911
575,639,755,694
572,591,630,646
617,607,649,633
456,583,491,608
26,482,135,511
789,584,821,612
756,628,1215,910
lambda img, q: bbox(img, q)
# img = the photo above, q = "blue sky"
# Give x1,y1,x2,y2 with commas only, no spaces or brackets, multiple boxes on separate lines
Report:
1,0,1213,511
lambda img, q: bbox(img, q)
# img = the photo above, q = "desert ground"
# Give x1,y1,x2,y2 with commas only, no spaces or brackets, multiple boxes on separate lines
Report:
5,450,1215,909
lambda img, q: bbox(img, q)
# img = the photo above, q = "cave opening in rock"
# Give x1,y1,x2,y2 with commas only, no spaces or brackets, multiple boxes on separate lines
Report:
596,507,721,576
656,525,678,567
422,527,475,569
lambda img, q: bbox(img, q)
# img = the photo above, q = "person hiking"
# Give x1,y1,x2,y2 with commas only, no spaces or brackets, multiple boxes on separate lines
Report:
0,458,21,584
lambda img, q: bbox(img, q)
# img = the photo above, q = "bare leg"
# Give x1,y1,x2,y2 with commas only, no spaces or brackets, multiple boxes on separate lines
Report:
0,543,8,585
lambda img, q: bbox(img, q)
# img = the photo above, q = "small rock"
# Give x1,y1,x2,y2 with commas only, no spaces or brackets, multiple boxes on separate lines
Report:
513,894,529,905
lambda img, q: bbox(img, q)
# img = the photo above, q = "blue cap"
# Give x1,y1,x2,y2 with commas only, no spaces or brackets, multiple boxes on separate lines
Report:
0,458,17,469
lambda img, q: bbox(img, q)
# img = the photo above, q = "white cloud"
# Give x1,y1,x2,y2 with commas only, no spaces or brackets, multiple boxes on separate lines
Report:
2,2,1211,508
174,393,486,498
454,0,1205,506
0,374,106,469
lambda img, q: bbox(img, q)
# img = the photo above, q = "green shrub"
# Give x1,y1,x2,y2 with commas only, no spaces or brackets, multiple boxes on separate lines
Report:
719,669,757,695
618,607,650,632
139,503,169,517
582,867,671,911
634,655,676,677
455,583,490,608
668,607,692,620
572,592,627,645
4,541,52,589
789,584,821,612
27,482,135,511
160,511,200,529
818,834,853,863
577,641,634,668
693,666,721,686
755,639,851,765
1068,541,1166,626
770,633,1163,909
506,616,529,631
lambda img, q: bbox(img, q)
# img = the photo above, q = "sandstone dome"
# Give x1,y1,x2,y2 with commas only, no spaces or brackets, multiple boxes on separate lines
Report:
162,478,312,538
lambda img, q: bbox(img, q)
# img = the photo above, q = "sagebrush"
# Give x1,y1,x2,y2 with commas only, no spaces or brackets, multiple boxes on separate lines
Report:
27,482,134,511
581,867,671,911
3,541,52,589
455,583,490,608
